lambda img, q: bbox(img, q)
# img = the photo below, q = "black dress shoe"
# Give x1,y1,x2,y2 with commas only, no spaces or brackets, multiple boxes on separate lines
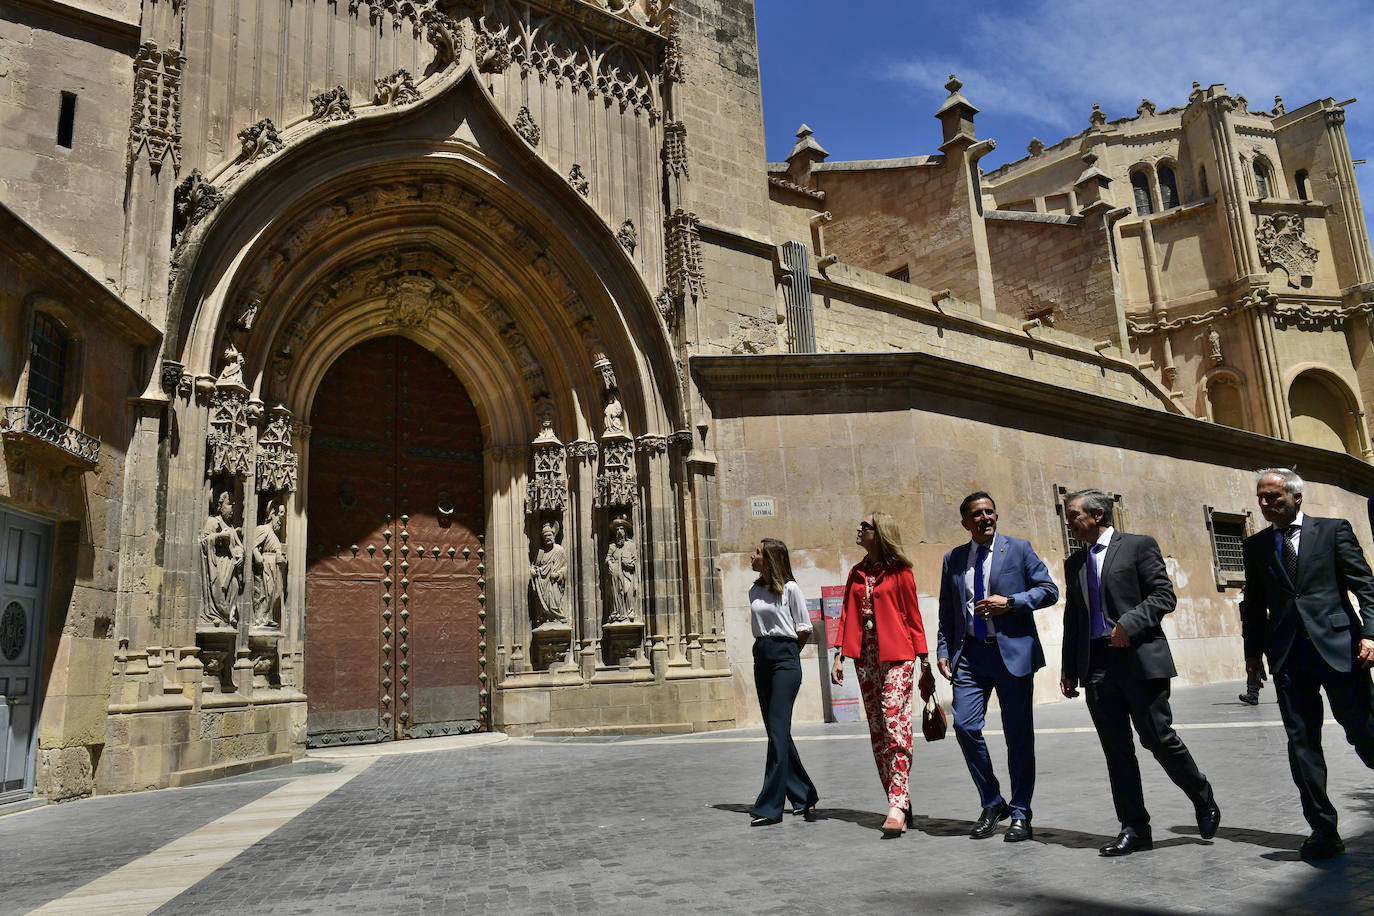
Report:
750,815,782,827
1238,692,1259,706
792,805,818,822
1300,832,1346,861
1099,828,1152,857
1196,800,1221,840
1003,817,1033,843
970,802,1011,839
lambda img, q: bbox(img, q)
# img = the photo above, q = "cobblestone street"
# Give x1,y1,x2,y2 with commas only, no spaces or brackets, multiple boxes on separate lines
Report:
5,681,1374,915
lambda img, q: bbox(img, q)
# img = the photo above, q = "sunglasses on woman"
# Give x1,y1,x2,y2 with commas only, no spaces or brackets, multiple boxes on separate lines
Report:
858,521,875,532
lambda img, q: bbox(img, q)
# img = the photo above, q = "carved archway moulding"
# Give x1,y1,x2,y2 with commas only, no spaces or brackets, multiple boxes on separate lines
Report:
168,68,681,438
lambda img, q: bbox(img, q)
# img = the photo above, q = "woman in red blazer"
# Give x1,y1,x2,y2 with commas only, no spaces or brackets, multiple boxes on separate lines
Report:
830,511,930,837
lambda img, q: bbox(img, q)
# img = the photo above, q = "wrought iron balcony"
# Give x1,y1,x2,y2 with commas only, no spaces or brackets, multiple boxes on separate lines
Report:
1,405,100,469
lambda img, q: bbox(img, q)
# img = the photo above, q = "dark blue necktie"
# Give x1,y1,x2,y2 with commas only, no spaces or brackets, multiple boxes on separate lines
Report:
1087,543,1108,637
973,543,989,640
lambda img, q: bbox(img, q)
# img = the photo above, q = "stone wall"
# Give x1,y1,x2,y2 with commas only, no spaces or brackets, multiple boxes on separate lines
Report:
0,4,137,286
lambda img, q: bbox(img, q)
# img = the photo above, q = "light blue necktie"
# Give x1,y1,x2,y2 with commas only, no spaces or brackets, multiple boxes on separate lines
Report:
973,543,989,640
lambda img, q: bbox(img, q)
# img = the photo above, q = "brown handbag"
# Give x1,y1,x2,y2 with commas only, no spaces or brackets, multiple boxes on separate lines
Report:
922,695,947,742
918,665,946,741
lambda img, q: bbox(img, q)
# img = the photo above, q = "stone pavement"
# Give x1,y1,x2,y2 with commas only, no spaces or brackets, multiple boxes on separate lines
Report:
4,681,1374,916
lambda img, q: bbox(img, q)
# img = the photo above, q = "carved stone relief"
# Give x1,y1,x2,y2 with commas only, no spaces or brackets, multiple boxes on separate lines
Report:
595,438,636,508
526,419,568,515
665,208,705,300
256,407,298,493
568,164,589,196
237,118,283,163
663,120,689,177
604,516,640,623
251,500,287,628
374,69,420,106
172,169,222,248
655,287,676,331
200,489,244,628
128,41,186,175
366,270,456,328
616,219,637,254
514,106,540,146
207,345,253,479
310,86,355,122
1256,213,1319,288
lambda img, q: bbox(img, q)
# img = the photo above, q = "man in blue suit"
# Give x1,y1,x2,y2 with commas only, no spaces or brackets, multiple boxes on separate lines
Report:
937,492,1059,842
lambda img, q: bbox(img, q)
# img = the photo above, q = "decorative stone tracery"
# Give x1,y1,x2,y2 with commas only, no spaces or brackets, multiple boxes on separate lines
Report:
665,208,705,300
128,41,186,175
255,407,298,493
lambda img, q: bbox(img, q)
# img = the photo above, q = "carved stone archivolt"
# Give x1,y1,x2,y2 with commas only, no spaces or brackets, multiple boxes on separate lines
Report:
128,41,186,175
366,269,457,328
1256,213,1319,288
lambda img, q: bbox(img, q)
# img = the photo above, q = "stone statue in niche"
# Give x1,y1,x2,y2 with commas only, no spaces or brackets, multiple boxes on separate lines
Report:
603,391,625,435
200,490,244,628
217,343,245,387
530,518,569,627
605,516,639,623
1207,326,1224,365
252,501,287,628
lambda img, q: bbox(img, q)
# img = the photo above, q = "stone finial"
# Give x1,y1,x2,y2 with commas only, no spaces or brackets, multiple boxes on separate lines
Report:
1189,81,1204,104
1028,137,1045,156
1089,103,1107,128
945,73,962,94
1137,98,1156,117
1272,95,1285,116
936,73,979,145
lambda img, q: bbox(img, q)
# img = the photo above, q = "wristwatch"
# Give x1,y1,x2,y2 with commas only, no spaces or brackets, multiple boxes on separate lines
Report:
1006,596,1017,611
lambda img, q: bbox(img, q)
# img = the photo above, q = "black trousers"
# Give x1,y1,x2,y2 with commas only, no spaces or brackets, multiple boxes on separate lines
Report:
751,636,818,819
1272,634,1374,837
1084,639,1212,834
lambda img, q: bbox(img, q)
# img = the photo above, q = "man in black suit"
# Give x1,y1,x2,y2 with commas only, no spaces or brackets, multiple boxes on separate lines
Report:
1060,488,1219,857
1241,467,1374,861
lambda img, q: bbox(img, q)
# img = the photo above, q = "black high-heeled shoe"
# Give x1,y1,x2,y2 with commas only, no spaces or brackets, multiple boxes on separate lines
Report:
905,807,915,828
792,804,818,822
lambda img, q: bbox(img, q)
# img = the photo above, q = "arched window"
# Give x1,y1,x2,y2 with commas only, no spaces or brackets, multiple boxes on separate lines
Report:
1295,169,1309,200
27,312,70,420
1131,171,1153,215
1253,158,1271,198
1157,165,1180,210
1198,165,1209,197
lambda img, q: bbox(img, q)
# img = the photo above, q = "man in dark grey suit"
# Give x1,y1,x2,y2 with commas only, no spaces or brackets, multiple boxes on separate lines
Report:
1060,489,1219,857
1241,467,1374,860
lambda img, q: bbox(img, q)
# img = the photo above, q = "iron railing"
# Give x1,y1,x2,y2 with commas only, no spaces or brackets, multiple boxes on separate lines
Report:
2,405,100,466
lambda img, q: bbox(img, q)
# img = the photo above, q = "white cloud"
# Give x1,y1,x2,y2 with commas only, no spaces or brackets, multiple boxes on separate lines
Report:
882,0,1373,138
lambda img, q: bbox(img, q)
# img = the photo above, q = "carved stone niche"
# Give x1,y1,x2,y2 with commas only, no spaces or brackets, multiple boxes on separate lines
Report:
601,514,643,665
248,631,282,689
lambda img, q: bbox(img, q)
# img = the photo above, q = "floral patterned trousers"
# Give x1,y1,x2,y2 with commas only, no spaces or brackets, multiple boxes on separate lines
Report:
855,626,916,811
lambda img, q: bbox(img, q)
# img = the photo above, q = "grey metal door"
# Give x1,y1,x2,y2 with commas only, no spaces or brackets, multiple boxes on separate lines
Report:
0,509,52,801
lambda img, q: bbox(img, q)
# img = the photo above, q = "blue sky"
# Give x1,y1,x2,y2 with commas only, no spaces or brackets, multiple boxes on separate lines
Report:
756,0,1374,223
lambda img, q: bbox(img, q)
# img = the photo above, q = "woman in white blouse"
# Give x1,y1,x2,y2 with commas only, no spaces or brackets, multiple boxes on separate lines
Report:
748,538,820,826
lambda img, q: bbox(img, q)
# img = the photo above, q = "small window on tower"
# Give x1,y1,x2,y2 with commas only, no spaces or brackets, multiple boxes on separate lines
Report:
57,92,77,149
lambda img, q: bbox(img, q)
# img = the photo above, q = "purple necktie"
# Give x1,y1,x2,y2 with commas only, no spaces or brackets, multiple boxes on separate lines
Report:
1087,543,1108,637
973,543,989,640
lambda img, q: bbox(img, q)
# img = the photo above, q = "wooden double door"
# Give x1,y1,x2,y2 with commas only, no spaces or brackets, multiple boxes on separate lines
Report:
305,337,485,745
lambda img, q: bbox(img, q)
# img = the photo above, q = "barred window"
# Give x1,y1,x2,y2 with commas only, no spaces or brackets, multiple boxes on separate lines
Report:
27,313,69,419
1253,158,1271,198
1056,486,1123,555
1206,506,1250,588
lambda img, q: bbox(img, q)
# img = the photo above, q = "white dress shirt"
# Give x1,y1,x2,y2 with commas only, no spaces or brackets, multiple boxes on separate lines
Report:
750,581,812,639
1273,511,1305,557
963,535,998,635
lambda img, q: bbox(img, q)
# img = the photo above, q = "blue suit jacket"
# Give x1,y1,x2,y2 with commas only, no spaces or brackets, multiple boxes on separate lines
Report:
937,534,1058,678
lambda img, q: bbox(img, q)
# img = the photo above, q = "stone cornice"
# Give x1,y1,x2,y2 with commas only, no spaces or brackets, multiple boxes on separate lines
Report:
691,352,1374,493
